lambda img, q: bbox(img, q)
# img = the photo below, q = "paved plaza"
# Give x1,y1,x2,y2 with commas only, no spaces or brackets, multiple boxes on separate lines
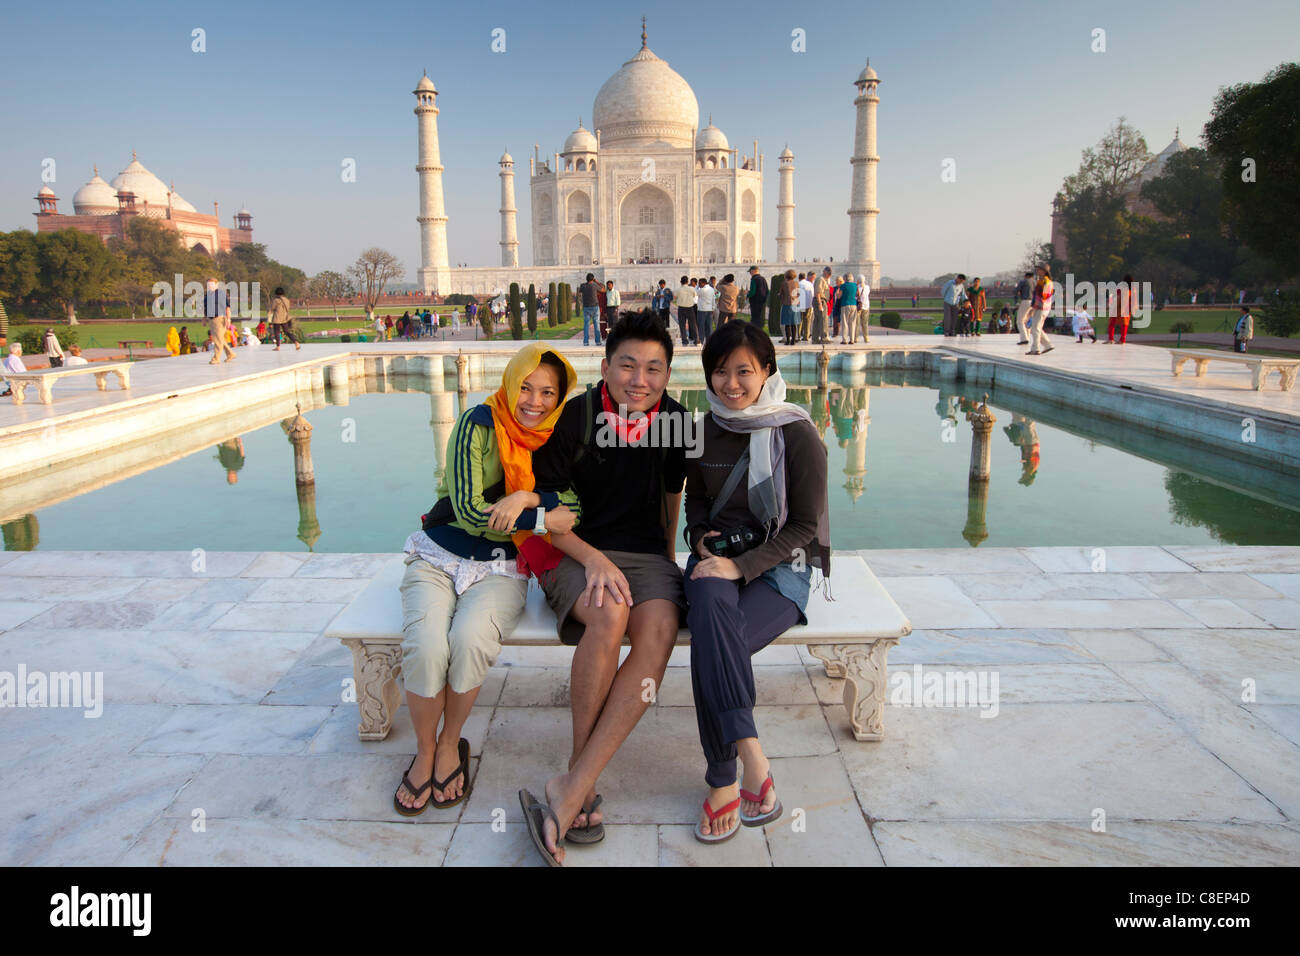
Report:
1,544,1297,866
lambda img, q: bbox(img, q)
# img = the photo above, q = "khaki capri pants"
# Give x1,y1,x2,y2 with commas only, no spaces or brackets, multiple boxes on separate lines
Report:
399,554,528,698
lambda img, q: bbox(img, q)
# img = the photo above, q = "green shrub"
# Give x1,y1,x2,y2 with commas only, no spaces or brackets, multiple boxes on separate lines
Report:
547,282,557,327
880,312,902,329
478,304,494,339
340,334,351,343
18,326,77,355
1259,292,1300,338
508,282,522,340
526,284,537,334
1168,320,1195,334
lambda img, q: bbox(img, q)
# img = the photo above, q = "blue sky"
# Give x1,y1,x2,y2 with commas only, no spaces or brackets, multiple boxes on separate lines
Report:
2,0,1296,283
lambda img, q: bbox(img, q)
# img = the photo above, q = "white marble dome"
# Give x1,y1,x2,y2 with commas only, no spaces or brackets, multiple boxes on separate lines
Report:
592,43,699,149
110,154,171,207
695,120,728,151
72,168,117,214
169,189,197,213
563,122,597,154
38,185,55,197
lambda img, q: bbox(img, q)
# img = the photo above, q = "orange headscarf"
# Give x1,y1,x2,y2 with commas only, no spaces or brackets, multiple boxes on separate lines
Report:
482,342,577,560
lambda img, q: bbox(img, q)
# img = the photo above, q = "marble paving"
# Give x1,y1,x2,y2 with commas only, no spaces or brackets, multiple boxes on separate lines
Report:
1,546,1298,867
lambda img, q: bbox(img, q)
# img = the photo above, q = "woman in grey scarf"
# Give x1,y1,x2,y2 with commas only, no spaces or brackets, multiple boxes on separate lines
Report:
682,321,830,845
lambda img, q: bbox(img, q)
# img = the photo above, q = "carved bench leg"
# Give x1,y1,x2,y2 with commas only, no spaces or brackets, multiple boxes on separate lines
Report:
1171,356,1186,377
1250,364,1264,390
115,368,131,389
1281,367,1299,392
10,382,26,405
345,638,403,741
839,640,897,742
38,380,53,405
807,643,847,678
1193,359,1209,377
95,372,109,391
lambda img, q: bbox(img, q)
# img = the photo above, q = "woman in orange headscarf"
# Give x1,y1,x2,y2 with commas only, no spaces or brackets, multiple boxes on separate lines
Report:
394,343,579,817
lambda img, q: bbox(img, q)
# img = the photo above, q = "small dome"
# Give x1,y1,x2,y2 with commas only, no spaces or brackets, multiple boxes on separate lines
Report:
563,121,597,154
415,73,436,93
695,120,729,151
500,150,513,164
38,185,55,197
857,63,878,83
779,145,794,159
236,206,251,217
73,168,117,213
111,154,171,207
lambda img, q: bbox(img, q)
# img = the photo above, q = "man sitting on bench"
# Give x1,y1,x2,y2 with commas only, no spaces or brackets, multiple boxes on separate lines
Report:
520,312,690,865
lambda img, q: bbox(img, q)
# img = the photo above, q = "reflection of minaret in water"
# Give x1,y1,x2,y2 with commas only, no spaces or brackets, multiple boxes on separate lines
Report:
430,390,457,485
962,395,996,547
842,387,871,503
281,404,321,551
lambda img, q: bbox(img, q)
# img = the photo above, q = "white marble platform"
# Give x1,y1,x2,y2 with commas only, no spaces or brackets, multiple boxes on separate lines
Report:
1,545,1297,867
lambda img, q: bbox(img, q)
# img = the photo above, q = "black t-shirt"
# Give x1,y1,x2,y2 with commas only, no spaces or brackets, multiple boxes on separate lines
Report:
534,385,688,555
579,281,601,308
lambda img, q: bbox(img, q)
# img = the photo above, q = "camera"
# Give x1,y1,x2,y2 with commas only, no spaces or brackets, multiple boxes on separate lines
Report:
707,526,761,558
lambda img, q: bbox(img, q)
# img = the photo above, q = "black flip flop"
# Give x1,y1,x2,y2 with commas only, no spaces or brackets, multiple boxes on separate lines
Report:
393,755,434,817
431,737,472,810
565,794,604,845
518,789,563,867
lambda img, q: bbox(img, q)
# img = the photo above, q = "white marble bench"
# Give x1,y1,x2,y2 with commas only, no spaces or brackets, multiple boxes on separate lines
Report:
324,553,911,744
1169,349,1299,391
2,361,132,405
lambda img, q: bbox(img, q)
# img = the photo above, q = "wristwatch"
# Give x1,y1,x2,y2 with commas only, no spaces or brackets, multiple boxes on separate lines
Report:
534,507,547,535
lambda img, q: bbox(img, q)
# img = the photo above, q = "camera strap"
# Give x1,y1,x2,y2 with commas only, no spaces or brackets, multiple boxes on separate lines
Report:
709,448,750,524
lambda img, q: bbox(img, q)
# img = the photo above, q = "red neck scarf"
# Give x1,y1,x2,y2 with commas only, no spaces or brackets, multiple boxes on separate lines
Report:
600,382,662,444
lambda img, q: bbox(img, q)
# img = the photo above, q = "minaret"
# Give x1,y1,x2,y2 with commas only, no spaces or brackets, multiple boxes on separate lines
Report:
776,146,796,263
414,73,450,294
498,150,519,268
848,61,881,287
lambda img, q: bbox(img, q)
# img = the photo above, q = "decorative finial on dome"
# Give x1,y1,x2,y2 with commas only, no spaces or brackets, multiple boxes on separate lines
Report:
93,165,98,176
641,16,647,48
708,114,713,126
1175,125,1180,139
132,149,137,161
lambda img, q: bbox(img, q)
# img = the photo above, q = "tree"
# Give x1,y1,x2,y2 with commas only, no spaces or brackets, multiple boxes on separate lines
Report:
308,270,353,319
547,281,557,327
218,241,307,298
1204,62,1300,275
0,230,42,307
1017,241,1054,276
1061,185,1130,277
37,229,119,323
526,283,537,334
347,248,404,313
508,282,522,340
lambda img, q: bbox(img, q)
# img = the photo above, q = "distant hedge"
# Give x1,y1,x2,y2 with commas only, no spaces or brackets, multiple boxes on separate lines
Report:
880,312,902,329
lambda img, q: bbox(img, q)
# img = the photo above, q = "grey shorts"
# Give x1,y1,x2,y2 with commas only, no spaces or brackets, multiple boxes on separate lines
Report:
538,549,686,646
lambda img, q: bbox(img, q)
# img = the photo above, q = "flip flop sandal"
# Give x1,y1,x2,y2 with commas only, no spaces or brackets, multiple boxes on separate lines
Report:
431,737,472,810
694,795,742,844
393,755,434,817
565,794,605,845
518,789,563,867
740,772,784,827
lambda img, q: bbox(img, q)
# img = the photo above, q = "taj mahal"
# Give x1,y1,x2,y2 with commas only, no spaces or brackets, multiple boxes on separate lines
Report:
415,22,881,296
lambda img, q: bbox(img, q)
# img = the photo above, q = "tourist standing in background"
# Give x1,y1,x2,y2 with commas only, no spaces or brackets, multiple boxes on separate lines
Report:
1014,272,1033,344
578,273,604,347
677,275,698,346
65,345,88,366
1234,306,1254,353
940,274,967,338
856,274,871,342
779,269,799,345
268,287,302,351
695,275,716,344
205,277,235,365
812,267,831,345
746,266,768,324
604,280,621,340
966,278,986,336
43,328,65,367
838,274,860,344
653,279,674,332
1107,274,1135,344
1025,265,1055,356
717,274,739,326
797,273,814,342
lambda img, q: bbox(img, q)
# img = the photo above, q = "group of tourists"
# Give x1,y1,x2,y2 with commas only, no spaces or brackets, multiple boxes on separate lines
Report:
391,312,831,865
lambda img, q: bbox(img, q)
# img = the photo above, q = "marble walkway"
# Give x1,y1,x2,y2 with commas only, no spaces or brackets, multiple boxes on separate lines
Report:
1,545,1297,867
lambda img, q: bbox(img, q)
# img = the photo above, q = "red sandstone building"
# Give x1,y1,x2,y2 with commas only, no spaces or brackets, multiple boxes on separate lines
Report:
34,153,252,254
